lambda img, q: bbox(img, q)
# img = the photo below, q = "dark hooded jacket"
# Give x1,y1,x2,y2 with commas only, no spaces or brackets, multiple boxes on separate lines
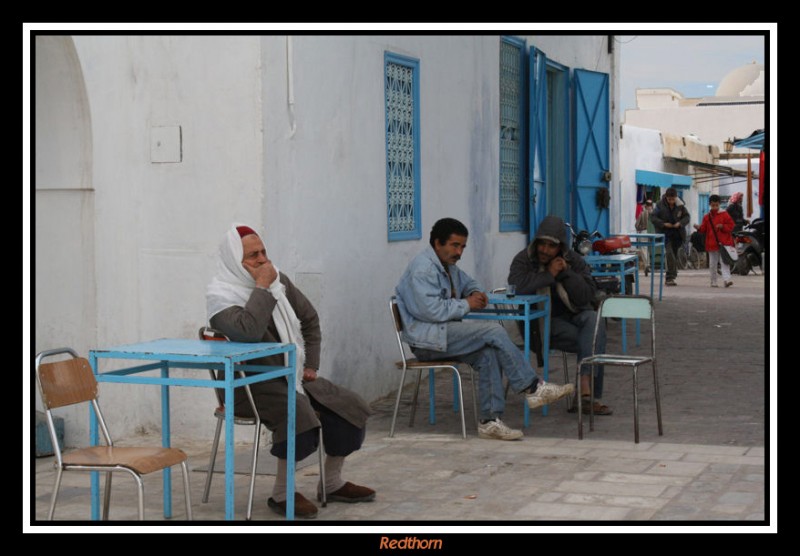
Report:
651,196,690,243
507,215,598,365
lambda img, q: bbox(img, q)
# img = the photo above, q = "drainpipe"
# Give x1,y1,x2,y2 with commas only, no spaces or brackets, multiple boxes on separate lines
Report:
286,36,296,138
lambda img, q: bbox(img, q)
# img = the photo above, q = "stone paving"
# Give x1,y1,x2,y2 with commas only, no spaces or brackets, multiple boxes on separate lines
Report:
28,269,774,531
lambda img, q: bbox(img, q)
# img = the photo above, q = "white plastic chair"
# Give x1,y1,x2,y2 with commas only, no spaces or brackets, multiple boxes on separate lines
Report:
389,297,478,439
577,295,663,443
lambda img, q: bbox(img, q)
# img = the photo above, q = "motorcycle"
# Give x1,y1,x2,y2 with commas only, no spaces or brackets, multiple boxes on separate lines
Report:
564,223,635,295
732,218,766,275
566,222,601,256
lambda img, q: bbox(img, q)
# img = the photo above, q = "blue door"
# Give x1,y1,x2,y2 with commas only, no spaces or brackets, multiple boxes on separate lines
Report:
528,46,547,241
573,68,610,236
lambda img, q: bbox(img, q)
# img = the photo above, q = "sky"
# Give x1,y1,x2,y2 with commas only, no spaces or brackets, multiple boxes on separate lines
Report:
618,34,767,113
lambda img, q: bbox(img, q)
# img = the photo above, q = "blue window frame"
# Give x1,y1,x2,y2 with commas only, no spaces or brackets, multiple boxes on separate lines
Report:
499,36,527,232
699,193,710,220
385,52,421,241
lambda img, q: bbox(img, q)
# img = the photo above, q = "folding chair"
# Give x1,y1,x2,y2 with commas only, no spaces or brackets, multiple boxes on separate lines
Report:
388,297,478,439
577,295,663,443
198,327,325,521
34,347,193,520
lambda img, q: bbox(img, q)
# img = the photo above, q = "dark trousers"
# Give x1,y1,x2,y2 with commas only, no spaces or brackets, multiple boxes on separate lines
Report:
665,235,682,280
270,400,366,460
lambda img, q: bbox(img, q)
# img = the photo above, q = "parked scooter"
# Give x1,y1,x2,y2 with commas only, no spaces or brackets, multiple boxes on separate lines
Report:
565,222,601,256
564,223,635,295
733,218,766,275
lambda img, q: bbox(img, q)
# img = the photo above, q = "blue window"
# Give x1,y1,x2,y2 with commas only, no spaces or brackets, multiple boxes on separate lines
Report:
385,52,421,241
499,37,527,232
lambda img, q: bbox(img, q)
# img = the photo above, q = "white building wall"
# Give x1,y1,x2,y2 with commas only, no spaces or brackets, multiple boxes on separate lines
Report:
34,35,617,442
624,103,763,152
619,126,665,233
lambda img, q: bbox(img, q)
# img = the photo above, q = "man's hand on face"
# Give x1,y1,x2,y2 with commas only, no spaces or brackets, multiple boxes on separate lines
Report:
244,259,278,288
466,291,488,310
548,256,567,277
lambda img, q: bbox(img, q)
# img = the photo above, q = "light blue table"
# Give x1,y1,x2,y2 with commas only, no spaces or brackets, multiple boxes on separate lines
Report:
628,233,665,301
89,338,297,521
464,293,551,427
585,254,640,352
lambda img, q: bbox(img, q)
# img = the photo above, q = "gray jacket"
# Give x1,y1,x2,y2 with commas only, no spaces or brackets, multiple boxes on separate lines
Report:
394,245,483,352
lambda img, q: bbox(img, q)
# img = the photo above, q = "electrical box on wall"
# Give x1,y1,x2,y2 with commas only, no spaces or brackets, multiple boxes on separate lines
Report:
150,125,182,163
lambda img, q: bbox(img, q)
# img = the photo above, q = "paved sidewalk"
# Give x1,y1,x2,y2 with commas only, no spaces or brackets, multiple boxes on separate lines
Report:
29,270,773,529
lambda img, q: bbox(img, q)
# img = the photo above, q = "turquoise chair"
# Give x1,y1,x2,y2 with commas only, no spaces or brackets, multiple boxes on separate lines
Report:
577,295,663,443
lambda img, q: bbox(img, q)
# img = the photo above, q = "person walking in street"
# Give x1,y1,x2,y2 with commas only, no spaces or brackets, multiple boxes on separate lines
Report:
694,195,736,288
651,188,690,286
636,198,655,275
726,191,747,233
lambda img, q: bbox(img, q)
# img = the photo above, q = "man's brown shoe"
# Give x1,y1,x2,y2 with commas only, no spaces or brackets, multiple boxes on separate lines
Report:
268,493,318,519
323,481,376,503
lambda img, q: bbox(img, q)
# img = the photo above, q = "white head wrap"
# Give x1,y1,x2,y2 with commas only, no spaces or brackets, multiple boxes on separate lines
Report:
206,223,306,392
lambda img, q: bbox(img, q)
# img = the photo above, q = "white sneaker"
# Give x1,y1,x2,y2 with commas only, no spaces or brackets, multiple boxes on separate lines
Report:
526,382,575,409
477,418,523,441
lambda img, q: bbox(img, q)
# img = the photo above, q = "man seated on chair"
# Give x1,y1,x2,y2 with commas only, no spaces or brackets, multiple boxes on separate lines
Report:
508,214,612,416
394,217,573,441
206,223,375,519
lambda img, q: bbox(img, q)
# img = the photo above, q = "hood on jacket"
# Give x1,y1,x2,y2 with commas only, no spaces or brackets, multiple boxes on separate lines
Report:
528,215,568,257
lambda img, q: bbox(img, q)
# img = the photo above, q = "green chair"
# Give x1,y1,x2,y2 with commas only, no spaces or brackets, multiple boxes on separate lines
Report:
577,295,663,443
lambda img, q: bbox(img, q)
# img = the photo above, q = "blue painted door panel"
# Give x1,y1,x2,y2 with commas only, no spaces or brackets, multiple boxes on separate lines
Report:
528,46,547,242
573,68,610,237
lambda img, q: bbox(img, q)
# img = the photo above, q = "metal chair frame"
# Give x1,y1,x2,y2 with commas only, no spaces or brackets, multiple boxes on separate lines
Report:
577,295,663,443
34,347,193,520
198,327,325,520
389,297,478,439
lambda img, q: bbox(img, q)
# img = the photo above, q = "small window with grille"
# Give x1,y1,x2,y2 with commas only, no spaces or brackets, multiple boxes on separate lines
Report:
499,37,527,232
385,52,421,241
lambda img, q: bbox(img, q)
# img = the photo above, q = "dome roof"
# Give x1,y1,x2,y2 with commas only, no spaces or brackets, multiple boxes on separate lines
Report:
716,62,764,97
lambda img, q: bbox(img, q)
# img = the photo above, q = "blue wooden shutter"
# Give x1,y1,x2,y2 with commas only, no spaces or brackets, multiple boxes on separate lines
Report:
528,47,547,241
573,68,610,237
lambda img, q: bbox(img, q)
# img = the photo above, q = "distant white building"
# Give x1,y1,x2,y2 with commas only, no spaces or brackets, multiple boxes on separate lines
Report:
623,62,764,219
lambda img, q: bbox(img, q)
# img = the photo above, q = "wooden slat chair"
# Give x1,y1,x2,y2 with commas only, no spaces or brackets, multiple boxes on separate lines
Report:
198,327,326,520
34,347,193,520
388,297,478,439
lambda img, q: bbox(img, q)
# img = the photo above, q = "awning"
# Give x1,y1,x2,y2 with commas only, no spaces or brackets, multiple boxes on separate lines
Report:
734,130,764,150
635,169,693,189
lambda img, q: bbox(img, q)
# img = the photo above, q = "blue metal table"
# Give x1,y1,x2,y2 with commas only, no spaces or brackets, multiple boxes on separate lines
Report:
584,254,641,352
464,293,550,427
628,233,665,301
89,338,297,521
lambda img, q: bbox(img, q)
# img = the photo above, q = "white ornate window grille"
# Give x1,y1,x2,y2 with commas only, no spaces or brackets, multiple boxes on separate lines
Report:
385,53,421,241
500,38,526,231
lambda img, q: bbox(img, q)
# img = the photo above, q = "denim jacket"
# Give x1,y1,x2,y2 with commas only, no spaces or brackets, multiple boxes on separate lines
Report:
395,245,483,352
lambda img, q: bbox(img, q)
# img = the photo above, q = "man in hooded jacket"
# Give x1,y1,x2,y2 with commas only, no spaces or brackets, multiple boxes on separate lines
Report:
650,187,690,286
508,215,612,415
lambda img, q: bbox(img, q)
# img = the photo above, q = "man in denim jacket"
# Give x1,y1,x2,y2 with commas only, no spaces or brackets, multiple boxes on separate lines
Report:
395,218,573,440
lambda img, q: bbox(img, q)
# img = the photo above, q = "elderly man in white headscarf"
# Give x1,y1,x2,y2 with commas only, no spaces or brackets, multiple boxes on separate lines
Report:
206,223,375,519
